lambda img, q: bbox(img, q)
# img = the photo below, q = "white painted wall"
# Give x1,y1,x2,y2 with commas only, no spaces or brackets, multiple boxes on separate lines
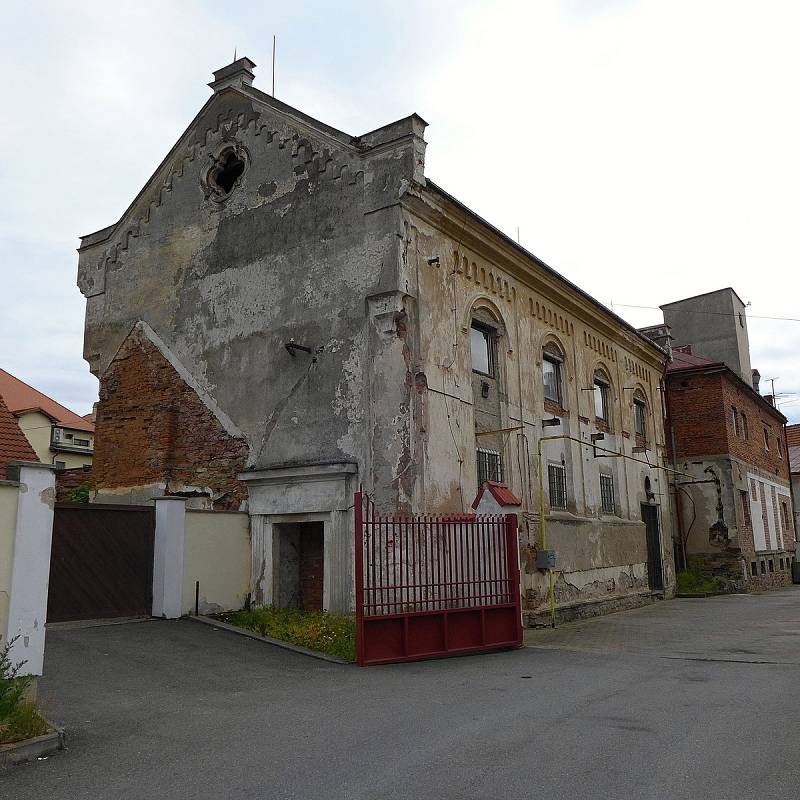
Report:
0,481,19,647
747,473,792,553
5,463,55,676
181,510,250,615
152,497,185,619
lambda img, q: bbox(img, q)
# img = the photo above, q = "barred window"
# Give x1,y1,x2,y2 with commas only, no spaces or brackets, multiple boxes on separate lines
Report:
548,464,567,510
476,448,503,487
600,474,615,514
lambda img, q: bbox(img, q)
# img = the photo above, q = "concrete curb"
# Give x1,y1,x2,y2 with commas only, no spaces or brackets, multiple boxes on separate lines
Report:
675,591,730,598
0,720,66,769
188,615,353,665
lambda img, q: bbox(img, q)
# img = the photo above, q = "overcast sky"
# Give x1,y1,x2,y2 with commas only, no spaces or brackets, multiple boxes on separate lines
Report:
1,0,798,422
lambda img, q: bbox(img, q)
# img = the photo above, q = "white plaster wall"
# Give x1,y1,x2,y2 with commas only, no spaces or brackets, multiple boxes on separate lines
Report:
0,482,19,645
748,473,791,552
182,511,251,614
6,464,55,676
152,498,185,618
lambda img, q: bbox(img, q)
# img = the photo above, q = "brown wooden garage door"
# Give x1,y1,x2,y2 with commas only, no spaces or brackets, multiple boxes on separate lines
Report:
47,503,155,622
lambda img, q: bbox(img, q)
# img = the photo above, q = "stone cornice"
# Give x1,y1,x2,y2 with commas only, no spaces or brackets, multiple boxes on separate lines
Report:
403,183,668,370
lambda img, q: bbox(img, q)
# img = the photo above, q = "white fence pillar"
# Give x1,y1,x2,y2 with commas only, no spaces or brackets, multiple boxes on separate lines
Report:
152,497,186,619
5,462,56,676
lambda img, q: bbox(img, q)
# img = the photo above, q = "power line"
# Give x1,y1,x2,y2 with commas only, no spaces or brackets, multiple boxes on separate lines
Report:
613,302,800,323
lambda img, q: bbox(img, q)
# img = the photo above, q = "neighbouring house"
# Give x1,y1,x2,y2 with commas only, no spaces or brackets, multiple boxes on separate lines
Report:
787,424,800,544
0,393,37,476
643,288,795,591
76,57,676,622
0,368,95,470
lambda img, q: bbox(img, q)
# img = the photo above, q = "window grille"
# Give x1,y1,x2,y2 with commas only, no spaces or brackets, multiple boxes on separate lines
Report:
600,474,615,514
476,448,503,486
548,464,567,510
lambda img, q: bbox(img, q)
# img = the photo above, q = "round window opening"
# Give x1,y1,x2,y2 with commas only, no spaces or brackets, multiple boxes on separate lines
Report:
207,147,247,199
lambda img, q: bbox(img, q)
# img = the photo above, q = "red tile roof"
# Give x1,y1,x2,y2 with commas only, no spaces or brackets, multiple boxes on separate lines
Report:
0,393,38,476
472,481,522,510
0,368,94,433
786,424,800,449
667,349,720,371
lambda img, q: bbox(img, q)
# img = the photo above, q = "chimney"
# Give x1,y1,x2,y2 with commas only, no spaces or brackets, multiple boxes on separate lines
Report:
209,57,256,93
752,369,761,393
637,324,673,358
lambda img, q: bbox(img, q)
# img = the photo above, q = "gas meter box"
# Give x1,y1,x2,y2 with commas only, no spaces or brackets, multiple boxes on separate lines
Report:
535,549,556,570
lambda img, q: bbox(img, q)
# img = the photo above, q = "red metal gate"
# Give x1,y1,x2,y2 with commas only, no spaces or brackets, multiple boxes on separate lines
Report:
355,491,522,666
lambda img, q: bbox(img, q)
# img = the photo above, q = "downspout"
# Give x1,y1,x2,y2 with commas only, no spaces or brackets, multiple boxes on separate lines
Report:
663,370,687,570
782,421,798,561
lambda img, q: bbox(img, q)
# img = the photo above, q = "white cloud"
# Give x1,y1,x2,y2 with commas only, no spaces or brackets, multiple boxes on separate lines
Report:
0,0,797,421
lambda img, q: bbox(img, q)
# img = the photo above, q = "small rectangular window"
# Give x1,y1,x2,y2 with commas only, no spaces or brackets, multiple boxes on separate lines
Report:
593,375,609,422
600,474,615,514
751,561,758,577
761,560,766,575
543,355,562,405
74,438,90,447
764,427,770,451
731,407,739,437
548,464,567,510
634,399,646,437
741,412,749,439
769,559,774,573
470,323,495,376
781,502,790,528
476,448,502,487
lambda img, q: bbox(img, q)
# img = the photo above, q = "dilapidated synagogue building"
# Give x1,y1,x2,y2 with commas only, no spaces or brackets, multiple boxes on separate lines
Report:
77,57,675,623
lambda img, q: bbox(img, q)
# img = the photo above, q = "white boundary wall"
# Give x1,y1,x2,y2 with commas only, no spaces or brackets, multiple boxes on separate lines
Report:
3,463,56,676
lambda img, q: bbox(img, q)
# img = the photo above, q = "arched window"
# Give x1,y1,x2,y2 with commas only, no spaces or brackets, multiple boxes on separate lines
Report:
633,391,647,438
593,369,610,422
542,342,564,406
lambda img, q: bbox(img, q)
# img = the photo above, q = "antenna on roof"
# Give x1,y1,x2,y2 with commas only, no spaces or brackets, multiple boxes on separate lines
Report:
233,47,237,62
272,35,276,96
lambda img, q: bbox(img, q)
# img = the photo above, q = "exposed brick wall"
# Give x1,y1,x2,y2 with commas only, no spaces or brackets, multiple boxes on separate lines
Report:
299,527,324,611
666,371,728,460
55,465,94,502
94,325,248,510
667,369,788,482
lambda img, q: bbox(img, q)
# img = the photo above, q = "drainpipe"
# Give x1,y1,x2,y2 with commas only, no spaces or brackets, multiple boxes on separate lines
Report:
782,422,798,562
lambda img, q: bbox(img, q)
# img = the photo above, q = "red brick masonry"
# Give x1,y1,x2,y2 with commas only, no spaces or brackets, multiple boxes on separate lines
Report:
93,325,248,510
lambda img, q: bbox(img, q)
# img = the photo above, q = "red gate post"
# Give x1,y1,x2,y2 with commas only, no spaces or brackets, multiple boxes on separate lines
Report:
505,513,523,646
354,490,365,666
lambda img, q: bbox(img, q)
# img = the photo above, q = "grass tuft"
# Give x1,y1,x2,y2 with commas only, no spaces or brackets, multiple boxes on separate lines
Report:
218,607,356,662
676,569,726,595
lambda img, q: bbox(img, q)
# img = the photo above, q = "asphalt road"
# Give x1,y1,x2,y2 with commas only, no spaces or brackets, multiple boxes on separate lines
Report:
5,589,800,799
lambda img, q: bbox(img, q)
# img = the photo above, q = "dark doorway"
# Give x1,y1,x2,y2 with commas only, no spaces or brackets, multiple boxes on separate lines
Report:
641,503,664,590
277,522,324,611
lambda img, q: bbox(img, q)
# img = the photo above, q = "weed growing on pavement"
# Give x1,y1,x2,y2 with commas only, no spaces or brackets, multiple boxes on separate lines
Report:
218,607,356,661
0,636,51,745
